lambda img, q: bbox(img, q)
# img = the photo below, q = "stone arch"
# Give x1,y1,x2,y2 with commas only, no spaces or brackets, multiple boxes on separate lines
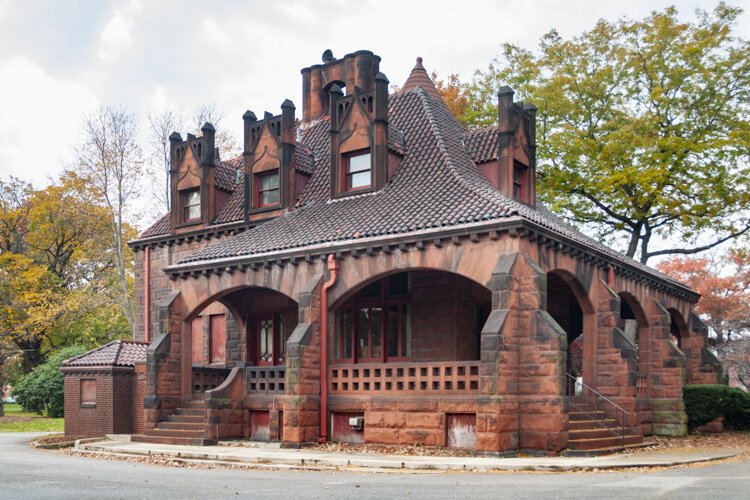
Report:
545,269,596,389
330,268,492,363
668,308,690,350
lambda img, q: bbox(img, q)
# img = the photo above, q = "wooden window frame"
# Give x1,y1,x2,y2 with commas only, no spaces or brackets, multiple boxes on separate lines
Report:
181,188,201,222
80,379,96,407
334,274,411,364
255,170,280,208
342,149,372,192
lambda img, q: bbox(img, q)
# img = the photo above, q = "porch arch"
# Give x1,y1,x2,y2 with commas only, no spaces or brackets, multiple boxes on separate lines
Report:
330,269,492,364
545,269,596,389
668,308,690,350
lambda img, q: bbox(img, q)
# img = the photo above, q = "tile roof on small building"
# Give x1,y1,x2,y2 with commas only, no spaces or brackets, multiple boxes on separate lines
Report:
63,340,148,368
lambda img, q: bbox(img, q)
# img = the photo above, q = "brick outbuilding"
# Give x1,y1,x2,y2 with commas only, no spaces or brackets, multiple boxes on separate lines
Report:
66,49,722,454
62,340,147,438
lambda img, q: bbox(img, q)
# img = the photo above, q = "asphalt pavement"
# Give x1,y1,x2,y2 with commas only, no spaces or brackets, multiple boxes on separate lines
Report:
2,433,750,499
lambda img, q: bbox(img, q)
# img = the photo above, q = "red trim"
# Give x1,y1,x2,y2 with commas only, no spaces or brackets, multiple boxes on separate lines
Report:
255,170,280,208
341,149,372,192
319,255,338,443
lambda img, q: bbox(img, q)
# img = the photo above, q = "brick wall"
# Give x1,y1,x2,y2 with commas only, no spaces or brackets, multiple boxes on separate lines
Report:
63,369,136,438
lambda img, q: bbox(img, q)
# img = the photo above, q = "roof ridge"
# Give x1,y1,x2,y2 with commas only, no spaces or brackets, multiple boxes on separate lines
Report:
114,339,124,364
415,87,517,217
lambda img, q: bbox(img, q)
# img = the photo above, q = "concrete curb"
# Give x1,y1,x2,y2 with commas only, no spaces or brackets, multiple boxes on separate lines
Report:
72,440,750,473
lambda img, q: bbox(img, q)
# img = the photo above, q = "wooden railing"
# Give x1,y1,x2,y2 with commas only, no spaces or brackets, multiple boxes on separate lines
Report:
192,367,231,393
329,361,480,395
246,366,286,394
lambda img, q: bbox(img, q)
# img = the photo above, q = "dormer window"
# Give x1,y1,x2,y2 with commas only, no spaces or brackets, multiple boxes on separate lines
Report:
513,161,529,203
182,189,201,221
257,170,280,207
344,150,372,191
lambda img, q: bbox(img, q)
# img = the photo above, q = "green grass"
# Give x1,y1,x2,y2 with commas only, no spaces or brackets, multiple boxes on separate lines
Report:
0,403,64,432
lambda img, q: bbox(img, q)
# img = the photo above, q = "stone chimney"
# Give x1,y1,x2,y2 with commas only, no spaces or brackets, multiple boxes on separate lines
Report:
497,86,537,207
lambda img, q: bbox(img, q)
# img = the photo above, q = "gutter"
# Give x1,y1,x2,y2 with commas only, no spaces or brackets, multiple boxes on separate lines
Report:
318,255,338,443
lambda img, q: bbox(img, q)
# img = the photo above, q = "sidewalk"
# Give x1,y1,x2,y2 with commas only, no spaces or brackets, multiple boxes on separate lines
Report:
73,437,750,472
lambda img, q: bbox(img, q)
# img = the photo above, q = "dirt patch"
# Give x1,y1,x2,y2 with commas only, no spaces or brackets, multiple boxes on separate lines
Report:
0,416,34,424
624,431,750,454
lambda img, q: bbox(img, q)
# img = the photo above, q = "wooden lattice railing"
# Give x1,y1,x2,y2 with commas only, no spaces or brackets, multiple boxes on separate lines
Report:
246,366,286,394
329,361,480,395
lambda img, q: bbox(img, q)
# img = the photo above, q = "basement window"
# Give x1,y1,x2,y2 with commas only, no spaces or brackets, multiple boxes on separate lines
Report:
80,379,96,407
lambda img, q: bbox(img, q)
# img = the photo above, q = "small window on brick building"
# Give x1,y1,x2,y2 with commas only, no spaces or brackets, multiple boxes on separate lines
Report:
182,188,201,221
344,150,371,191
256,170,280,207
80,379,96,407
513,161,528,202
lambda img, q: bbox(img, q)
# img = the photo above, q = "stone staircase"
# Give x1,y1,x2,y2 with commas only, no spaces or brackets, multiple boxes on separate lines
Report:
132,399,215,446
565,399,645,456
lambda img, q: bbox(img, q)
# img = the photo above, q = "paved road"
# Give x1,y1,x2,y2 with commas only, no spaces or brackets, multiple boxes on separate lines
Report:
1,433,748,499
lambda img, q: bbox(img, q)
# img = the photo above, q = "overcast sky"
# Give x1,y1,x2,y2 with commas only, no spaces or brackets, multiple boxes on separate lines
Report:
1,0,747,192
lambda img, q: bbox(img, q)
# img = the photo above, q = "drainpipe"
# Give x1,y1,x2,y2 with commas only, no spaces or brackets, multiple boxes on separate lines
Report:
144,246,151,343
319,254,338,443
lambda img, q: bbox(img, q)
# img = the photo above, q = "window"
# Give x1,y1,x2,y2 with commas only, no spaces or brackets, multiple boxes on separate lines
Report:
80,379,96,407
344,150,371,190
513,161,528,202
334,274,411,362
182,189,201,221
257,170,280,207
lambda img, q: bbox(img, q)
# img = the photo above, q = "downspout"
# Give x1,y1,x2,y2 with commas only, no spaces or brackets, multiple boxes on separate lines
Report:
144,246,151,343
319,254,338,443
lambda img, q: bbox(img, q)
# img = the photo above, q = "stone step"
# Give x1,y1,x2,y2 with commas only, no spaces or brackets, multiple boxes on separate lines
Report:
568,419,616,430
569,427,625,440
569,411,610,422
563,440,655,457
143,428,207,439
183,399,207,408
568,434,644,451
131,434,216,446
174,408,206,416
157,421,207,431
166,414,205,424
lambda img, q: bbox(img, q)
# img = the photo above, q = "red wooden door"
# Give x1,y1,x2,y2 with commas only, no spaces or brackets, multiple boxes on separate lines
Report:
191,317,203,364
209,314,226,364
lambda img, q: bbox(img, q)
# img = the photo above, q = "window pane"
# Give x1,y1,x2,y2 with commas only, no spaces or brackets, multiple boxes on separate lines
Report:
261,188,279,205
187,190,201,205
388,273,409,296
357,308,369,359
278,314,285,360
343,309,353,358
388,305,399,358
347,153,371,173
371,307,382,359
261,172,279,189
358,280,381,299
401,305,410,357
187,203,200,220
349,171,371,189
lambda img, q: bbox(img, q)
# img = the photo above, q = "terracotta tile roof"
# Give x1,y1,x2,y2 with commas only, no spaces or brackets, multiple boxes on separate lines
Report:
463,126,499,164
63,340,148,368
399,57,442,101
214,159,240,192
140,213,171,238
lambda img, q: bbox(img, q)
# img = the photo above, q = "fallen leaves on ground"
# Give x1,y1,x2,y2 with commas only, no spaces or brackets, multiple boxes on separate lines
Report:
624,431,750,454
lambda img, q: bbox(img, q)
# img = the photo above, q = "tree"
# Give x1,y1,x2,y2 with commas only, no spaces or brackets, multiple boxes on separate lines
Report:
13,345,86,417
432,71,472,128
77,105,143,328
467,4,750,263
191,103,240,158
147,107,185,213
0,177,32,254
658,249,750,389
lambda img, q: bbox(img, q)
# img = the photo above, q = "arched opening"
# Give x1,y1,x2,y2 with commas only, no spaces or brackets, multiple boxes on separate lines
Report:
545,270,594,394
188,286,298,394
668,308,688,350
332,270,491,364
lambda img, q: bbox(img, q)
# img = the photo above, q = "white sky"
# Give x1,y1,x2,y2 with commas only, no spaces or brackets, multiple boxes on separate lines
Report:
0,0,747,229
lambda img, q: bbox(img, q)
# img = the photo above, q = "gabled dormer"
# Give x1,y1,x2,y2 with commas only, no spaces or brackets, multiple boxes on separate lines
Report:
242,100,297,220
169,123,218,232
496,86,537,207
